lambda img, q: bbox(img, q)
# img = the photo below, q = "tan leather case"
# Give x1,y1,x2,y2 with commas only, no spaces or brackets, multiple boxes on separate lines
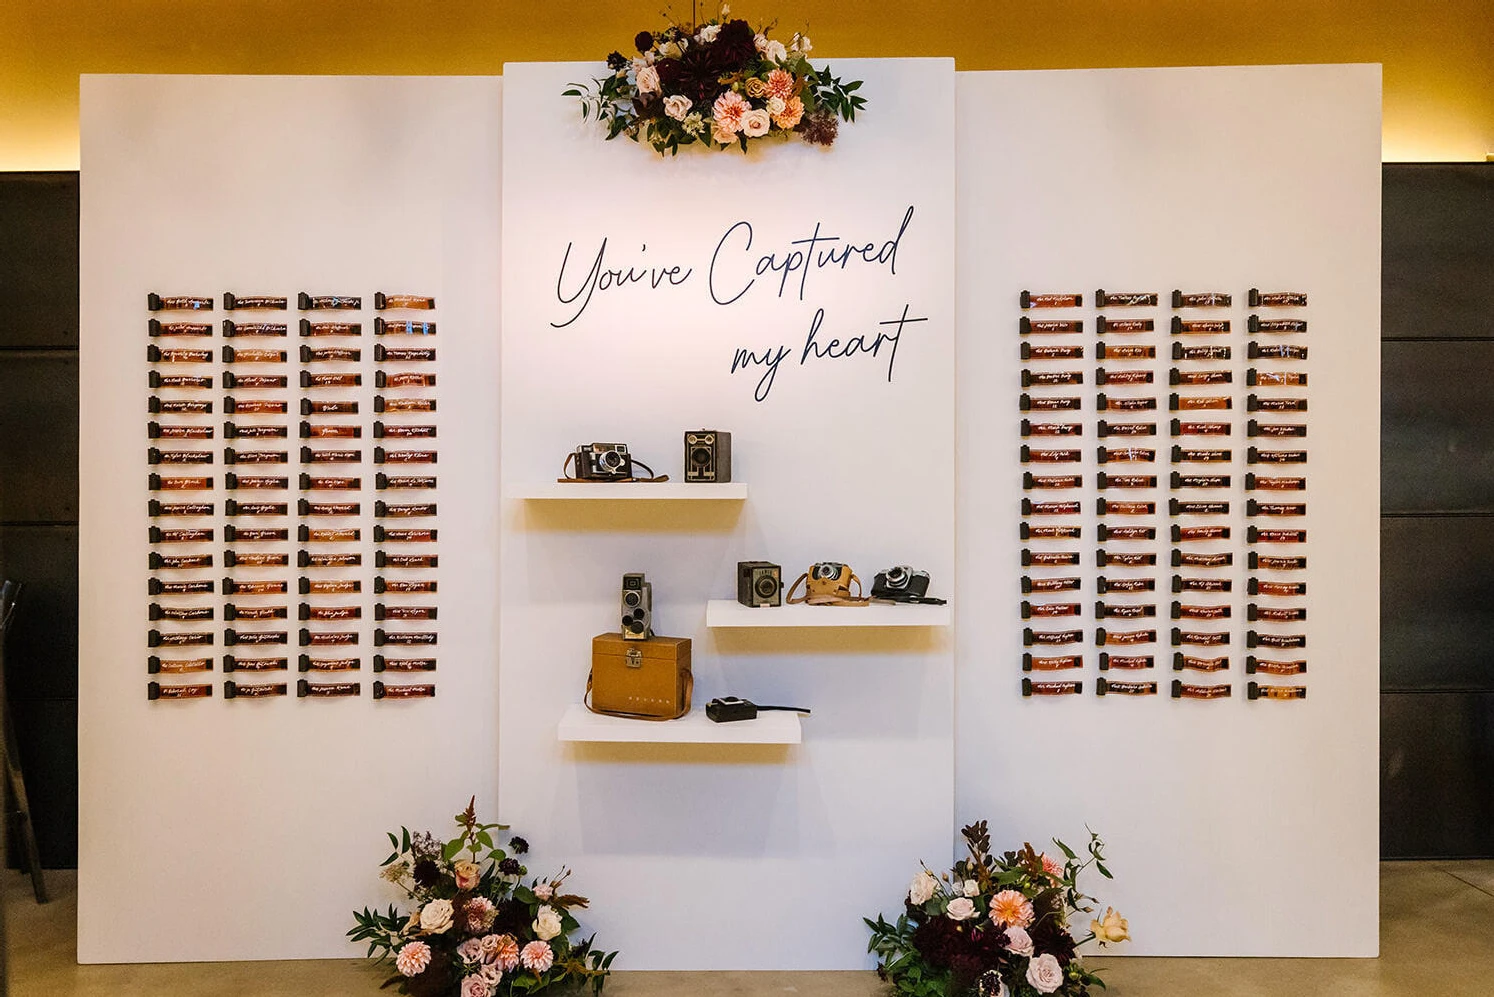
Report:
588,633,692,720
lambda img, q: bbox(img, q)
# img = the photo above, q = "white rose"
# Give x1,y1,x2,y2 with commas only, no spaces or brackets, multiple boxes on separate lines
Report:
533,904,563,942
711,122,738,146
791,33,812,53
765,96,786,115
418,898,454,934
1025,953,1064,994
664,95,693,121
908,871,938,905
696,23,721,43
636,65,661,95
1005,925,1034,957
962,879,980,897
762,39,788,63
741,109,771,138
946,896,976,921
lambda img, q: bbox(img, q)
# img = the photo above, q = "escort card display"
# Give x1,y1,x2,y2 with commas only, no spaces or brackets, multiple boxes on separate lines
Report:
146,289,438,702
1018,287,1308,701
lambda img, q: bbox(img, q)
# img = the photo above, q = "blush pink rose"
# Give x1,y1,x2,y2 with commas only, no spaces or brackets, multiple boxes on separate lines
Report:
453,860,481,891
456,937,485,964
460,976,491,997
520,939,555,973
741,109,771,138
712,91,749,132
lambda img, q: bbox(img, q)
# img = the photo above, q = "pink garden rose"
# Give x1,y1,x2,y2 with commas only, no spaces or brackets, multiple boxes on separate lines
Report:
520,939,555,973
453,860,481,891
1005,925,1034,957
1026,953,1064,994
460,975,491,997
741,109,772,138
456,937,485,965
395,941,432,977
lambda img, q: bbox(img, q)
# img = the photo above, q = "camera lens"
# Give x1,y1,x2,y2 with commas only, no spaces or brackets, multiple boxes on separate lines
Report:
623,591,641,608
886,566,909,587
625,618,645,634
600,450,624,471
691,447,711,466
755,575,779,598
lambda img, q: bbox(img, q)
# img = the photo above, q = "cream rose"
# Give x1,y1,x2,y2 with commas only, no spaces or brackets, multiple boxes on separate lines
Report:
791,32,812,53
453,859,481,891
711,123,738,146
962,879,980,897
945,896,976,921
533,904,563,942
696,23,721,43
1091,906,1130,944
762,39,788,63
659,40,685,59
1004,925,1034,957
765,96,786,116
1026,953,1064,994
418,898,454,934
741,109,771,138
663,95,693,121
908,870,939,905
636,65,661,95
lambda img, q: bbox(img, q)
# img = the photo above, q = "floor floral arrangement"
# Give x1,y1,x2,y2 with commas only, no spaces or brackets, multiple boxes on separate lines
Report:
350,799,615,996
565,3,866,154
865,822,1128,997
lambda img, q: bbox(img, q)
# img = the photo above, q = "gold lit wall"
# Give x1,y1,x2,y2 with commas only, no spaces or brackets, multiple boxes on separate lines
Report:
3,0,1491,170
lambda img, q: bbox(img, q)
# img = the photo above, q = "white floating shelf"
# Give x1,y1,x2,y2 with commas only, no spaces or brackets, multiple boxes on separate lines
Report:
557,704,801,744
705,599,952,629
507,482,748,501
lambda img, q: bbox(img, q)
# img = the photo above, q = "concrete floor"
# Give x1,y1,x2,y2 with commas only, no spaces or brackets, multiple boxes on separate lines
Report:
7,863,1494,995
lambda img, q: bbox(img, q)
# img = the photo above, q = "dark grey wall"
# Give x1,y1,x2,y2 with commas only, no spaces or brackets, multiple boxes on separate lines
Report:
0,171,79,868
1381,163,1494,858
0,166,1489,867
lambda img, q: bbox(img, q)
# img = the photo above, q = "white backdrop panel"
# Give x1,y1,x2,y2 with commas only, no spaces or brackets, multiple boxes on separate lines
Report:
500,59,956,970
78,75,502,962
954,65,1381,956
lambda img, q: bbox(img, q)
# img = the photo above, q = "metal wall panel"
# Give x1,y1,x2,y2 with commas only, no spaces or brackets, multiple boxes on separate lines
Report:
1382,691,1494,858
0,173,79,349
1383,165,1494,340
0,351,78,522
1382,340,1494,513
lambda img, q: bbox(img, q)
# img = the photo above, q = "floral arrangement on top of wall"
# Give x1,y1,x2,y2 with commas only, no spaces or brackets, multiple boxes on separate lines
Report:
566,3,867,154
865,822,1129,997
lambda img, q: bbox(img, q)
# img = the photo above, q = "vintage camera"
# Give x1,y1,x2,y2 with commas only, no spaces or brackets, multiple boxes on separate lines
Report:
871,565,932,601
621,572,653,640
737,561,782,608
811,562,851,585
574,442,633,481
684,430,731,483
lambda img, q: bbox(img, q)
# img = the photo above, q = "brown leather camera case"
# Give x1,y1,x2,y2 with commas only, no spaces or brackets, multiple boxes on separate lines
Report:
587,633,693,720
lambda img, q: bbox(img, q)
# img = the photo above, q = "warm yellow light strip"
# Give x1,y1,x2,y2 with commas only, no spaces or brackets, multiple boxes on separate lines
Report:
2,0,1491,169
